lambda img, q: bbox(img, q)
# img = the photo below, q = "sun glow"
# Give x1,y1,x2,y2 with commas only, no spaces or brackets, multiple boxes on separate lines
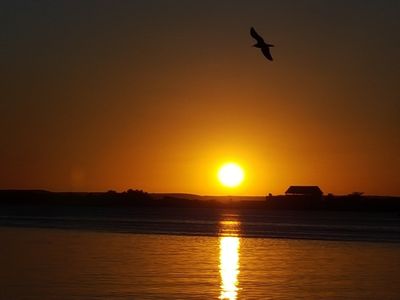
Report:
218,163,244,188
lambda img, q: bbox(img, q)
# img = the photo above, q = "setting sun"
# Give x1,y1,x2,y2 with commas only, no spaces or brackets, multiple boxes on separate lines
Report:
218,163,245,188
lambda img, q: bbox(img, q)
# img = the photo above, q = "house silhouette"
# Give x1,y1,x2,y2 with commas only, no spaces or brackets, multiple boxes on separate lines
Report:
285,186,323,197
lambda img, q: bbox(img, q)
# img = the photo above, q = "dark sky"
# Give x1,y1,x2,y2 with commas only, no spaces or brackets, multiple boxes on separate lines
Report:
1,1,399,195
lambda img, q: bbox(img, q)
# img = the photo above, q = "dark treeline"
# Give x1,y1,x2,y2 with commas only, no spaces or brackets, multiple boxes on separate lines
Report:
0,189,219,208
1,189,400,212
263,194,400,212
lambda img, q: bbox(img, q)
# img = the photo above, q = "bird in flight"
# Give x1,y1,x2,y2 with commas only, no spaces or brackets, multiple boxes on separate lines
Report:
250,27,274,61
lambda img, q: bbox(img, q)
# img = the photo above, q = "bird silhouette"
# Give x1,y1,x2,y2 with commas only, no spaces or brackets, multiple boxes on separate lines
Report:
250,27,274,61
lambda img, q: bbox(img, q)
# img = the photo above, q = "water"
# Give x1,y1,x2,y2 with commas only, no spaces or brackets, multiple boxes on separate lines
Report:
1,206,400,243
1,209,400,299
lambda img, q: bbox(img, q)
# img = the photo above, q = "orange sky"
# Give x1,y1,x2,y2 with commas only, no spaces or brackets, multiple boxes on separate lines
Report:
1,1,399,195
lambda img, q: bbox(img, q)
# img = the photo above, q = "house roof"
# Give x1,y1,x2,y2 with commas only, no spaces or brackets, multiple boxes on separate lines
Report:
285,186,323,195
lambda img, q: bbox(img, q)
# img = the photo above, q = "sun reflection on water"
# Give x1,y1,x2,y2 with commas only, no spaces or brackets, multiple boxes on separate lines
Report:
219,219,240,300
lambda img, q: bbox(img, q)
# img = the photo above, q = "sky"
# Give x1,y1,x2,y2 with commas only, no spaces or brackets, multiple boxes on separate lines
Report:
1,0,399,196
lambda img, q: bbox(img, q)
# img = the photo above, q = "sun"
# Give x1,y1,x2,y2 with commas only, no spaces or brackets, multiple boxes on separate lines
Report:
218,163,245,188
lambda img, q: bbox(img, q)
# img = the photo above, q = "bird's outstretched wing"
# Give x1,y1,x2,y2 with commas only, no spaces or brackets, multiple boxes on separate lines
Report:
261,47,273,61
250,27,264,43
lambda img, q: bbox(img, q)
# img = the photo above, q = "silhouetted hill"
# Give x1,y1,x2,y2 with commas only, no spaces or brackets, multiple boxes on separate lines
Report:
151,193,265,202
0,190,399,212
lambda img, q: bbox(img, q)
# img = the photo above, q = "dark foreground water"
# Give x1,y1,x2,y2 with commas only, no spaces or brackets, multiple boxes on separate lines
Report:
1,207,400,299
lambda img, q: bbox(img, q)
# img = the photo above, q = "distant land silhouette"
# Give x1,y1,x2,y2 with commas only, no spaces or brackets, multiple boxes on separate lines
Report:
1,189,399,212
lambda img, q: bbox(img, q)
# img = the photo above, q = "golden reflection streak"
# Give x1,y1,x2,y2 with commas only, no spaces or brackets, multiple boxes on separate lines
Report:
219,220,240,300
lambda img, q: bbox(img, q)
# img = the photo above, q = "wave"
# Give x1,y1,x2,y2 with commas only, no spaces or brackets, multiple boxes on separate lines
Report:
1,208,399,243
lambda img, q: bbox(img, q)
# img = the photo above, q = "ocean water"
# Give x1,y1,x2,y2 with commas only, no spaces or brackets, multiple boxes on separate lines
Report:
1,207,400,243
1,209,400,299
